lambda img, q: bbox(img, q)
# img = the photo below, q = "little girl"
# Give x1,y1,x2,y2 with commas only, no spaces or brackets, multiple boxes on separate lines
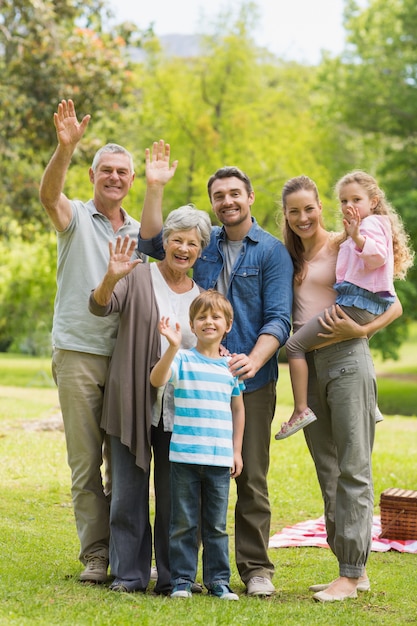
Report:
276,170,414,440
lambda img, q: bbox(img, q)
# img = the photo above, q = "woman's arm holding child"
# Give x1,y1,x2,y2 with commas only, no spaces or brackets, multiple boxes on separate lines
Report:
318,298,402,341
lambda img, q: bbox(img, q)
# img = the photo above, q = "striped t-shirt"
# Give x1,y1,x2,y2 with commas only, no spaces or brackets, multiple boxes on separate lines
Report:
169,347,244,467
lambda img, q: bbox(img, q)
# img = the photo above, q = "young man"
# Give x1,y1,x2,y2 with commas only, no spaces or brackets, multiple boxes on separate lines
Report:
139,166,293,596
150,290,245,600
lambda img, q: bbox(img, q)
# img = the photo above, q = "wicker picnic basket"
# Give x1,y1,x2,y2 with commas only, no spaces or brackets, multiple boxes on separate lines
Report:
379,488,417,540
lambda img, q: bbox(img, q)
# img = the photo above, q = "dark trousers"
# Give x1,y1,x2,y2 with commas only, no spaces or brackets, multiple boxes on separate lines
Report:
235,381,276,584
151,421,172,594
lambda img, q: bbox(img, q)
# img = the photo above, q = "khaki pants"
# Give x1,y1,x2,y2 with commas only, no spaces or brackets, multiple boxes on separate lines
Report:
52,349,111,563
304,338,376,578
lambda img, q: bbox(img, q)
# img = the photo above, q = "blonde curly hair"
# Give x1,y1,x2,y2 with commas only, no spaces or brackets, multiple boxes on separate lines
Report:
335,170,414,280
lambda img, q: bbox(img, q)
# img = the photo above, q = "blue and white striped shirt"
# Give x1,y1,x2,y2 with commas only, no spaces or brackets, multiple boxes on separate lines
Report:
169,348,244,467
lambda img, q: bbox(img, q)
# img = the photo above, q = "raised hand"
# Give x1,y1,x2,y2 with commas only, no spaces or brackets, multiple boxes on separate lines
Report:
158,316,182,347
106,235,142,281
343,206,361,239
145,140,178,187
53,99,91,149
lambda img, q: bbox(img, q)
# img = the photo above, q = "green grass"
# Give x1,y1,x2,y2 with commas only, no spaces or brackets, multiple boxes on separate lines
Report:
0,353,54,388
2,321,417,415
0,339,416,625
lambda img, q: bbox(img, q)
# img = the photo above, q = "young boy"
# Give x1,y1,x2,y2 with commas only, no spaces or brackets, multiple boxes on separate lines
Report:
150,290,245,600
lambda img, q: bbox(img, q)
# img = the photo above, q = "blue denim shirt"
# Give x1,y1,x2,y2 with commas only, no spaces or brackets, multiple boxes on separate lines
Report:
138,218,293,392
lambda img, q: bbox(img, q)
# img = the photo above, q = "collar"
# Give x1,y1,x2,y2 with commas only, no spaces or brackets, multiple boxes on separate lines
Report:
217,217,259,242
88,200,131,224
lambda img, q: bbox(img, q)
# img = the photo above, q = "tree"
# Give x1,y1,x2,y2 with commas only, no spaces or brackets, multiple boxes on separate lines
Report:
314,0,417,356
0,0,144,238
2,0,411,358
123,2,345,236
0,0,150,353
0,232,57,353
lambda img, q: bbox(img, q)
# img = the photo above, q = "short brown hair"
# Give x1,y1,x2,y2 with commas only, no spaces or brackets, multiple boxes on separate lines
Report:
207,166,253,200
189,289,233,327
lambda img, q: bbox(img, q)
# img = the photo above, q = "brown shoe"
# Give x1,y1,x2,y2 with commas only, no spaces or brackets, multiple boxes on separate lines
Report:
79,555,109,583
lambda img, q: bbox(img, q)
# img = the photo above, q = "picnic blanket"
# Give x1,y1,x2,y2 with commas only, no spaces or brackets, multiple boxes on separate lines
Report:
269,515,417,553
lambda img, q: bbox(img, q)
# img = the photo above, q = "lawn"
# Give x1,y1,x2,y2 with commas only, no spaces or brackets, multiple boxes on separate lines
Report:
0,340,416,625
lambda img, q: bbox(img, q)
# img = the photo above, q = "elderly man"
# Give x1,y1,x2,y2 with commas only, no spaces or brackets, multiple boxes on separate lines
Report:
39,99,176,583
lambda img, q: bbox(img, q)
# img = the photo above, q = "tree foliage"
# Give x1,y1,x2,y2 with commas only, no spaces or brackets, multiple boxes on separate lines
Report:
316,0,417,347
0,0,144,237
124,3,344,236
0,0,416,356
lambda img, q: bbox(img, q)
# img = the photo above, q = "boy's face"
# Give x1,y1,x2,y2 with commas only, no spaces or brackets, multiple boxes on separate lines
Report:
190,308,232,343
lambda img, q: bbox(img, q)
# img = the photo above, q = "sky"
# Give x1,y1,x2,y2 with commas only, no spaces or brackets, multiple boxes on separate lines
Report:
106,0,352,64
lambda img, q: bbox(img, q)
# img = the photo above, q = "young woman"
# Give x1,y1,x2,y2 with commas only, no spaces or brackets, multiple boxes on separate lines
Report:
280,175,405,602
277,171,413,439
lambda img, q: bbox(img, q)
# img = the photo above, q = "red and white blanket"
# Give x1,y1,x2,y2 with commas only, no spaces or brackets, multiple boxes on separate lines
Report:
269,516,417,553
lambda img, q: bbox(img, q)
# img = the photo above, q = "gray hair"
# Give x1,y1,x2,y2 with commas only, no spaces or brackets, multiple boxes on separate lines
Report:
163,204,212,250
91,143,134,173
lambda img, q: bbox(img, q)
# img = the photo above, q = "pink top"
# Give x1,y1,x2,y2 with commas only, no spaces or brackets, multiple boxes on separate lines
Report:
292,236,337,333
336,215,394,295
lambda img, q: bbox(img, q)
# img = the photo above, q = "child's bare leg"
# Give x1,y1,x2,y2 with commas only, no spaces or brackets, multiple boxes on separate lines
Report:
288,356,309,423
275,355,317,440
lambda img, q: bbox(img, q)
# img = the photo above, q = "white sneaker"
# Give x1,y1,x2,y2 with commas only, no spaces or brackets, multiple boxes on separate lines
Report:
209,583,239,600
171,583,192,598
375,406,384,423
275,407,317,440
246,576,275,596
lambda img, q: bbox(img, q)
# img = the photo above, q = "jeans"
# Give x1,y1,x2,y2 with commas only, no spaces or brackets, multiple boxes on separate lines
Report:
52,349,110,564
170,462,231,589
109,436,151,591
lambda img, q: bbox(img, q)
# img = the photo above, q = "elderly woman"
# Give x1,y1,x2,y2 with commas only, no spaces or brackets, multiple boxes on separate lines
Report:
89,204,211,594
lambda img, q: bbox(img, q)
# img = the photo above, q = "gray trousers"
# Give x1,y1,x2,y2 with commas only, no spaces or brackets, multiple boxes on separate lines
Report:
304,338,376,578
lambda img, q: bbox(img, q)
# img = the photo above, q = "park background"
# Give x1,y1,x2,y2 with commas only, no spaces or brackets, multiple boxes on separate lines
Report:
0,0,416,623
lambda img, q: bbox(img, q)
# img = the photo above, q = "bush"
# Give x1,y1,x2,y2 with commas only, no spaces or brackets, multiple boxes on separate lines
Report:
377,377,417,417
0,232,56,356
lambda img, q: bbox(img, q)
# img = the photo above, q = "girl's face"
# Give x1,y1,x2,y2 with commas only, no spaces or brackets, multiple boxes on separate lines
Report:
284,189,322,241
338,182,377,220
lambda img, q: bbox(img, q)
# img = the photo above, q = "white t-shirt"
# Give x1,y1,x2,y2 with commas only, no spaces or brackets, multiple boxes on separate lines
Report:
150,262,200,429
